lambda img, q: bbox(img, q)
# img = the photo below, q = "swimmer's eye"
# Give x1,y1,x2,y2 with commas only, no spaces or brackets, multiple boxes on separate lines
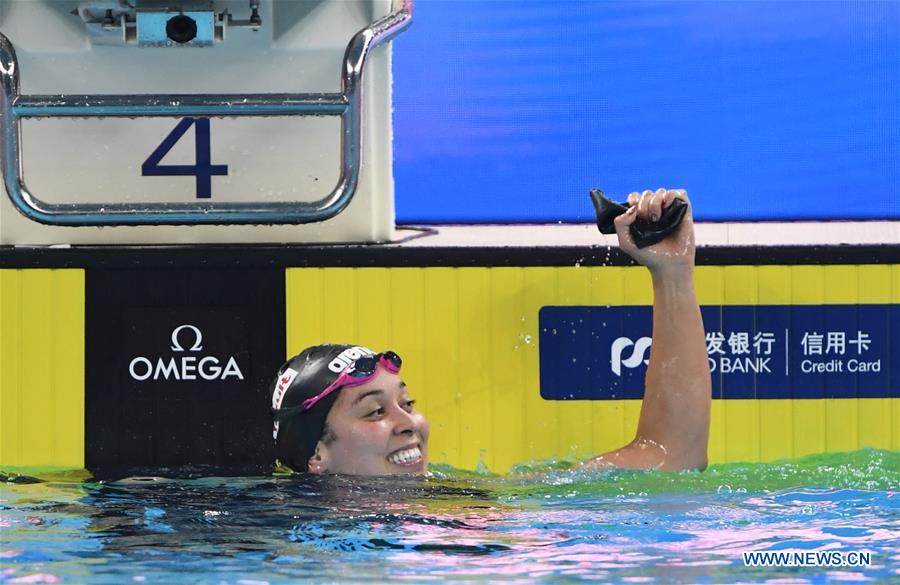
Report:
364,400,414,418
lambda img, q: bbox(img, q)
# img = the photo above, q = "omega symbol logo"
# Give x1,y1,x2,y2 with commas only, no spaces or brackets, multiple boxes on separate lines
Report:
128,324,244,382
170,324,203,352
610,336,652,376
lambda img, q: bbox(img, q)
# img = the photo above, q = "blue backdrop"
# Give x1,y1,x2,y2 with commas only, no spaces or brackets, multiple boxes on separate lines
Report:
392,0,899,223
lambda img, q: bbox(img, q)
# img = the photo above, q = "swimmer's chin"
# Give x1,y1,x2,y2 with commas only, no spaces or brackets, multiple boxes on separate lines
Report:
384,461,428,476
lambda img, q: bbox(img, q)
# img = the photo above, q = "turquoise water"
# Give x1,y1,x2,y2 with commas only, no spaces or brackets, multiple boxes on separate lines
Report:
1,449,897,584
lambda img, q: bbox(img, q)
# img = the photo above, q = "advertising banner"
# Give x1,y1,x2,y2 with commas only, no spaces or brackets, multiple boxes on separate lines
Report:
539,305,899,400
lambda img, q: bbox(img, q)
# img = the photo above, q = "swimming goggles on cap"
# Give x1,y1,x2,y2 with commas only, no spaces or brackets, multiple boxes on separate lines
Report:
300,351,402,412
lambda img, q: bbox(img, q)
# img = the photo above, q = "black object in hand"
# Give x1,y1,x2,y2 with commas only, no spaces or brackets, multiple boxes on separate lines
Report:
589,189,688,249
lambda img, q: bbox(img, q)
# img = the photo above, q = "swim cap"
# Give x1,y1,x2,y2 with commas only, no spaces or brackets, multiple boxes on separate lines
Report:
270,344,375,472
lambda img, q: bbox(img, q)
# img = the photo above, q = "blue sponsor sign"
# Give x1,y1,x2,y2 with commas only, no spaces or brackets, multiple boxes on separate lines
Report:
539,305,899,400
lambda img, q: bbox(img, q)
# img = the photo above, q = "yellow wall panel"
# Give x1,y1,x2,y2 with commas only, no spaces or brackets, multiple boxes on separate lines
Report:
857,265,893,304
286,268,325,353
857,399,891,450
824,265,858,303
723,266,759,305
0,269,84,469
759,399,793,462
51,270,84,466
622,266,654,306
791,265,825,305
355,268,392,352
523,268,559,465
893,265,900,303
707,400,726,464
320,269,359,343
457,268,493,471
422,268,461,467
0,270,21,465
556,266,592,305
758,266,792,305
793,400,827,458
694,266,725,305
590,401,627,459
892,398,900,451
725,400,761,463
21,271,56,463
487,268,526,469
589,266,625,307
826,398,858,453
386,269,427,408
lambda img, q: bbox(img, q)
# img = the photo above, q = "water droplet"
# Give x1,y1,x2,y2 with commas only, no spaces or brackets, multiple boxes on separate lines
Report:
524,335,532,344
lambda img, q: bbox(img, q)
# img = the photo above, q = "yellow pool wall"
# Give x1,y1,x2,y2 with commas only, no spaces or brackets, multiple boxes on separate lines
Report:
1,263,898,473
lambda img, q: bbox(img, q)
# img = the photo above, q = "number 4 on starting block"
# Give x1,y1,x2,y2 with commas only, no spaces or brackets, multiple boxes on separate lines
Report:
141,117,228,199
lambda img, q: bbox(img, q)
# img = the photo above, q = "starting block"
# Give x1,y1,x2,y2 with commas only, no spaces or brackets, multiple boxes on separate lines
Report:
0,0,411,245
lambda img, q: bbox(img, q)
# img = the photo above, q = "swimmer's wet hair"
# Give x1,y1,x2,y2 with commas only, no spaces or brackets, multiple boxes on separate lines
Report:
270,344,358,472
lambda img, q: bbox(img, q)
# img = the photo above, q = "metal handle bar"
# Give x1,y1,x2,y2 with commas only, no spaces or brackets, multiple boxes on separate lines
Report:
0,0,413,226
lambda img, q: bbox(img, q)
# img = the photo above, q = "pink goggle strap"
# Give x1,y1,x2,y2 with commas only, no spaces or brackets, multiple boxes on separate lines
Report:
300,355,399,412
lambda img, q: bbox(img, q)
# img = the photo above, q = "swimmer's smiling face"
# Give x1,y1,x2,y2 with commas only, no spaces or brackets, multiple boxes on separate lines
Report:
308,368,430,476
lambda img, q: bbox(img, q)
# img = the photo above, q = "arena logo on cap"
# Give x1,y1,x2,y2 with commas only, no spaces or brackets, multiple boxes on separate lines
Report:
328,346,375,373
128,324,245,382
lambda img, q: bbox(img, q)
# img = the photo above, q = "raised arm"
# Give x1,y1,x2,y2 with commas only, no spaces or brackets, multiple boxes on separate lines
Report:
585,188,710,471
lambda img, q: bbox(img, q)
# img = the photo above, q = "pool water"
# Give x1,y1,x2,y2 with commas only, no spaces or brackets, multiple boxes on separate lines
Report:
1,449,897,584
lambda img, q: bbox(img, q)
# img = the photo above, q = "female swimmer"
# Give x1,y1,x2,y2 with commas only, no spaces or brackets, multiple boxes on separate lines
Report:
270,188,710,475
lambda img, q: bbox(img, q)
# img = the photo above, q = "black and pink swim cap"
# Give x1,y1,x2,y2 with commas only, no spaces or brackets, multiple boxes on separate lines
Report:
270,344,375,472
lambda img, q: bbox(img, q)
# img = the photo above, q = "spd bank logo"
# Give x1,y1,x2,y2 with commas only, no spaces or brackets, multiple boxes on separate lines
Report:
611,336,651,376
128,324,244,382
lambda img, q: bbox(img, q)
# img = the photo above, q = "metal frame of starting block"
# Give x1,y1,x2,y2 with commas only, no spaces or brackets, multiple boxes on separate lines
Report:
0,0,412,244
